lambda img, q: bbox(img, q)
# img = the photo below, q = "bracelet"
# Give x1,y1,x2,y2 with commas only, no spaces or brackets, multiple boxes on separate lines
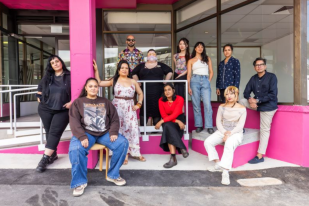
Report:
135,104,141,109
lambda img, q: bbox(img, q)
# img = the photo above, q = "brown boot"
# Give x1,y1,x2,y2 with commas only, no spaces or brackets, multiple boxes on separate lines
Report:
163,155,177,168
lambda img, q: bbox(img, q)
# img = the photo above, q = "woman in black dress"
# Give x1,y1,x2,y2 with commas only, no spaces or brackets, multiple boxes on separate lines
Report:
132,49,173,126
155,83,189,168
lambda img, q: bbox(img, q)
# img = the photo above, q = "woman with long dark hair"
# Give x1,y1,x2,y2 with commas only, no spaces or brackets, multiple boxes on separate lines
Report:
36,55,71,172
93,59,145,165
155,83,188,168
216,44,241,102
69,78,129,196
187,42,214,134
173,38,190,99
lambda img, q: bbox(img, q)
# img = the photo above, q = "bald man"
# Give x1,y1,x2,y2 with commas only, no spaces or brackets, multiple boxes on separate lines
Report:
118,35,144,72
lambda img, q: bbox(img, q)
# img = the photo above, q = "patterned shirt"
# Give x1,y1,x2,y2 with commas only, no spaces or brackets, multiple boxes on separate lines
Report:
174,53,187,74
118,48,144,71
216,56,241,89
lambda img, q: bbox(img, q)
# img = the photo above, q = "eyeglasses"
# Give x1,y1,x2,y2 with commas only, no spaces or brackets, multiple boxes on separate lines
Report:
126,39,135,42
254,64,265,67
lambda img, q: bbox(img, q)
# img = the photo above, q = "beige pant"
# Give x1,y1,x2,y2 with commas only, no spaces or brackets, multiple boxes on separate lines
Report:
204,130,243,170
239,98,277,154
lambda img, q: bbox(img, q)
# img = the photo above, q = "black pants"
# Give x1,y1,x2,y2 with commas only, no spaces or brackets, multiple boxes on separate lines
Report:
38,103,69,150
219,89,226,103
140,116,161,126
174,73,187,100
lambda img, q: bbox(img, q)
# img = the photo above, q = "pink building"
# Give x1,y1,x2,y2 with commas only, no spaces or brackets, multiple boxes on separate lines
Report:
0,0,308,167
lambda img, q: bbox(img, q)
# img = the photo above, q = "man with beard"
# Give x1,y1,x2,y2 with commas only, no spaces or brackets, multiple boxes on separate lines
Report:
118,35,144,72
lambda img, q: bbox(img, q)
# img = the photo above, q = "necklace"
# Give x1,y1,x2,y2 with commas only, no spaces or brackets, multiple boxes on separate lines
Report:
168,101,173,106
55,71,64,76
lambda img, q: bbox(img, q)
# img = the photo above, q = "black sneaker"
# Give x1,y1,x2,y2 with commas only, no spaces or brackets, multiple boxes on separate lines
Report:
196,127,203,133
207,128,214,134
49,151,58,164
180,149,189,158
36,154,50,173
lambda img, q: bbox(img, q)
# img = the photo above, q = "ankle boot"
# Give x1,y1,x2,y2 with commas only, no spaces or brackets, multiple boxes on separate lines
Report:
49,151,58,164
180,149,189,158
36,154,50,173
163,155,177,168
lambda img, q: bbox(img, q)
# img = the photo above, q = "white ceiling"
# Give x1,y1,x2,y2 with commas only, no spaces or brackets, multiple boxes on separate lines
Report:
177,0,294,47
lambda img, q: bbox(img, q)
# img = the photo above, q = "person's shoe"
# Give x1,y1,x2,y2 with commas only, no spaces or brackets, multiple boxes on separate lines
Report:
106,176,126,186
36,154,50,173
163,156,177,168
73,183,87,197
180,149,189,158
208,163,223,172
207,128,214,134
196,127,203,133
49,151,58,164
248,156,264,164
221,171,230,185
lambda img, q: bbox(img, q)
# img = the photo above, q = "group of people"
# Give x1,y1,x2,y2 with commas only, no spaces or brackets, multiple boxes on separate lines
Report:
35,34,278,196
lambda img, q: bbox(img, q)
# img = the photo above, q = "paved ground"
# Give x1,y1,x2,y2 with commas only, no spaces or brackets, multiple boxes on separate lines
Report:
1,167,309,206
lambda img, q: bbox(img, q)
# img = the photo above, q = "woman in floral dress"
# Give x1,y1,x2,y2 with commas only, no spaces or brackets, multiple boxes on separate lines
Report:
93,59,146,164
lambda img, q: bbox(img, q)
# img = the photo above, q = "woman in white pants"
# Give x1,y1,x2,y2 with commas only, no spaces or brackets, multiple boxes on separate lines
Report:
204,86,247,185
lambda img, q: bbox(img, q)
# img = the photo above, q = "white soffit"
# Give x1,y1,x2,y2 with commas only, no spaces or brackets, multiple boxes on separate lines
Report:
107,12,171,24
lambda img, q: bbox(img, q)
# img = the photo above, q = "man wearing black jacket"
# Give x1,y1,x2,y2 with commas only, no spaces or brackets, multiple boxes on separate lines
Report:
239,57,278,164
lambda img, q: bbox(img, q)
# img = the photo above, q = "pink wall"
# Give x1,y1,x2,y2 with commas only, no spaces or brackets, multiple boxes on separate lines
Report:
1,103,12,117
69,0,96,100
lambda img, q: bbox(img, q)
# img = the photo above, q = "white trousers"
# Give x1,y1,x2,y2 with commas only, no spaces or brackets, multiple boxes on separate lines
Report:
239,98,277,154
204,130,243,170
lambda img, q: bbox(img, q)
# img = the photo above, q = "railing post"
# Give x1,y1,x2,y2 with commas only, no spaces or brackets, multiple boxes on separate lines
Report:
8,86,13,134
184,81,189,140
142,82,149,141
0,87,2,118
38,118,45,151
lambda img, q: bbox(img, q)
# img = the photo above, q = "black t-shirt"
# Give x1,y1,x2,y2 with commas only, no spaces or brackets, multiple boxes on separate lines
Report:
46,75,70,110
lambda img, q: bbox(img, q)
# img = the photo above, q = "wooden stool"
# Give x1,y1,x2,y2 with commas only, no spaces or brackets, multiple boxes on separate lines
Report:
90,143,109,179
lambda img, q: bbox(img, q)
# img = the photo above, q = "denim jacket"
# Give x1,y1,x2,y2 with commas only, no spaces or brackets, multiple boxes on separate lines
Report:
216,56,240,89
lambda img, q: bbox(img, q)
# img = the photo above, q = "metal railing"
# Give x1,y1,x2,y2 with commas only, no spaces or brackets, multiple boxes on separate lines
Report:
0,85,38,133
137,80,189,141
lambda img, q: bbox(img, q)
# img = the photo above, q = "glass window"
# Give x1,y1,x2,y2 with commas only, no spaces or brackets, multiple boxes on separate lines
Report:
103,33,172,98
57,39,70,70
176,0,216,29
177,18,218,101
221,0,254,10
2,13,8,30
104,12,171,32
221,0,294,103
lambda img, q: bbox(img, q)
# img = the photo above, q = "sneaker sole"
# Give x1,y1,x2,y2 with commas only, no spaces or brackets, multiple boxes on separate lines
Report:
49,156,58,164
221,181,230,185
106,177,126,186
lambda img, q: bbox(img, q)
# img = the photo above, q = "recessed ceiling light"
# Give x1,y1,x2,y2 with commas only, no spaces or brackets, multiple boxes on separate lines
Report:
205,31,209,34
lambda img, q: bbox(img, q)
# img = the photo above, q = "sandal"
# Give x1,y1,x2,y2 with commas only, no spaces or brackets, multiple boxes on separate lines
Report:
131,156,146,162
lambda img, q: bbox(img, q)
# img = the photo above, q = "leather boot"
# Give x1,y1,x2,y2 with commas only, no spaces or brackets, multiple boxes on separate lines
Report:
36,154,50,173
180,149,189,158
163,155,177,168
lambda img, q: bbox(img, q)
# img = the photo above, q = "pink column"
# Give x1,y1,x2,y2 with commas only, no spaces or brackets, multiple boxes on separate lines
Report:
69,0,97,169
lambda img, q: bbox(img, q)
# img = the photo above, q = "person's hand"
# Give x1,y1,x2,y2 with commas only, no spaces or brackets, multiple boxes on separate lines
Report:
224,131,231,136
249,103,258,109
216,89,220,96
223,135,229,142
132,105,140,111
177,120,185,130
63,101,72,109
37,97,41,103
93,59,98,71
110,135,118,142
81,139,89,148
155,120,163,130
248,97,258,104
188,88,192,96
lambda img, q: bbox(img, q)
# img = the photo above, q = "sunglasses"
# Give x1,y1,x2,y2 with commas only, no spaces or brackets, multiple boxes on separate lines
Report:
127,39,135,42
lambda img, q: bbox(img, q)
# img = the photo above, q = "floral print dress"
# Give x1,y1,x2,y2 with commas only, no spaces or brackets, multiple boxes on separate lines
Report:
112,82,141,157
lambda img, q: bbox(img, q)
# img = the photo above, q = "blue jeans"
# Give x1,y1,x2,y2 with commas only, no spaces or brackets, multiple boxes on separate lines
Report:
190,74,213,128
69,132,129,189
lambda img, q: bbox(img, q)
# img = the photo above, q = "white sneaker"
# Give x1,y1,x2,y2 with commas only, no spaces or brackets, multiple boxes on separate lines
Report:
106,176,126,186
208,163,223,172
221,171,230,185
73,183,87,197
